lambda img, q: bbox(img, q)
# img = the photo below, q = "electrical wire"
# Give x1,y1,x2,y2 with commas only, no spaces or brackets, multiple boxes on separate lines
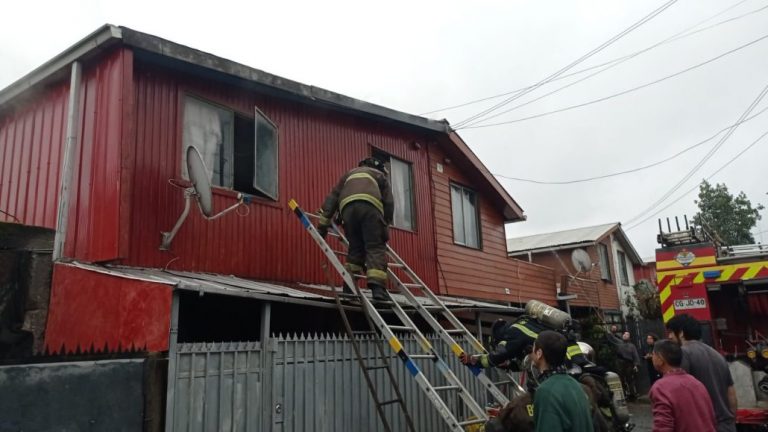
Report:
624,83,768,226
451,0,678,128
625,125,768,231
490,104,768,185
421,0,756,117
458,2,768,128
461,33,768,129
0,209,21,223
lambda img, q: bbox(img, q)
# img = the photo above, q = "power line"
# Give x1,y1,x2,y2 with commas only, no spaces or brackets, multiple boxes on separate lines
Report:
461,33,768,129
624,83,768,226
625,125,768,231
458,1,768,128
421,0,757,117
490,104,768,185
452,0,678,128
460,5,768,128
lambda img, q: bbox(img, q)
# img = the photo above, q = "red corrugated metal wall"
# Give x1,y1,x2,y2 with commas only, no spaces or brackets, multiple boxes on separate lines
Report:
45,263,172,353
0,48,131,262
428,142,557,304
125,62,439,289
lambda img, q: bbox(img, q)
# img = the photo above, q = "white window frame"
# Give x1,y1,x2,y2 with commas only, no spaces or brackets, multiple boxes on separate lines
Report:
598,243,612,282
181,95,279,201
450,183,481,249
617,250,630,287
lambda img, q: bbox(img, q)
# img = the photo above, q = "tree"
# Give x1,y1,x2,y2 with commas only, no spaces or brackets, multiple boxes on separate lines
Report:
691,180,764,245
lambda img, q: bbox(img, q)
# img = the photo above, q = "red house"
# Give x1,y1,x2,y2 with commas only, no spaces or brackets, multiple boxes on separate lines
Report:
0,25,556,356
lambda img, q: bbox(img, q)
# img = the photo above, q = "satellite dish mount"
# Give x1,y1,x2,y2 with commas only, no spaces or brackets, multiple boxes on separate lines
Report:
160,146,250,250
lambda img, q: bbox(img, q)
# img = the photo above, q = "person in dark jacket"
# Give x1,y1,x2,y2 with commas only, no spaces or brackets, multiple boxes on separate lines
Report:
461,318,591,371
608,331,641,400
643,332,662,388
318,157,394,301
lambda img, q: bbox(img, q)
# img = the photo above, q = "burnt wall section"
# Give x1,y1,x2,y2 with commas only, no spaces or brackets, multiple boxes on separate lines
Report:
0,359,145,431
0,223,54,358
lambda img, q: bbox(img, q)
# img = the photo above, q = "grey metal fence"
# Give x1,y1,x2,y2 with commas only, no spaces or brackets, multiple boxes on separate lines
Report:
168,334,518,432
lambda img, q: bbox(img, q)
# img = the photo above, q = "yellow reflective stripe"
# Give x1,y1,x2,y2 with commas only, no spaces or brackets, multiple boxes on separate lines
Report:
512,323,538,339
663,306,676,323
345,172,380,189
526,404,534,417
566,344,582,359
389,337,403,353
344,263,364,273
339,194,384,214
318,214,330,225
367,268,388,281
479,354,490,368
659,285,671,304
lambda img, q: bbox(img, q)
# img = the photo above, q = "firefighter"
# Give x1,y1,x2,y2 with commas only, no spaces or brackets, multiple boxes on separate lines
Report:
317,157,394,301
460,318,590,370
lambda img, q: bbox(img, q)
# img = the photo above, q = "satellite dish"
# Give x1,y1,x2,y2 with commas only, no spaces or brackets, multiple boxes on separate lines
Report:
571,248,593,273
186,146,213,217
159,146,251,251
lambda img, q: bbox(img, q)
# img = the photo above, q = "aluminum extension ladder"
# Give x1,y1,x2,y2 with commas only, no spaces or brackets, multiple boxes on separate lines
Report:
290,199,489,431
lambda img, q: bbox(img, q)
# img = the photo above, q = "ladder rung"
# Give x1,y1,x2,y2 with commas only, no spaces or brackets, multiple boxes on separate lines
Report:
366,364,389,370
410,354,436,359
433,385,460,392
379,399,401,407
493,380,513,385
387,262,404,268
458,418,486,427
445,329,465,334
353,274,367,279
402,283,422,289
387,325,415,332
327,231,341,237
332,250,347,255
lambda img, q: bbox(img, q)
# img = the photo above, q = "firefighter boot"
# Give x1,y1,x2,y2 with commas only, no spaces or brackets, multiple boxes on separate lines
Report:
369,282,389,301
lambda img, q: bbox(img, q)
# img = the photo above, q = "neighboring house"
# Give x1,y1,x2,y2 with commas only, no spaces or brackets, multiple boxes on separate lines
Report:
507,223,643,320
634,258,657,287
0,25,557,357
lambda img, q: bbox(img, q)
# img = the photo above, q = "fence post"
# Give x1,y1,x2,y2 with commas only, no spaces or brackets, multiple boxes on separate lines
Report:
260,301,272,431
164,291,180,432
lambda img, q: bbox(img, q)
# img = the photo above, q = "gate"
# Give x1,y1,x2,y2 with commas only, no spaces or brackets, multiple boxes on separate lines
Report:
166,342,264,432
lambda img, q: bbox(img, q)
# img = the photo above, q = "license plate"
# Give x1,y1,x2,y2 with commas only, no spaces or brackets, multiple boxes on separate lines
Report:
674,298,707,310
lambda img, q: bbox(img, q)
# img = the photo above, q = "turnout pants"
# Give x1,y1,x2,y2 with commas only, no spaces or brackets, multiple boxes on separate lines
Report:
341,201,389,287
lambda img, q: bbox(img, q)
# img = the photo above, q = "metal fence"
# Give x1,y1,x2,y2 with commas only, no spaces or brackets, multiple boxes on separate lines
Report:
167,334,518,432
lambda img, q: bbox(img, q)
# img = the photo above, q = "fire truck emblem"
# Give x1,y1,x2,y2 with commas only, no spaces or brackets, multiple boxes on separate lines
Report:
675,249,696,266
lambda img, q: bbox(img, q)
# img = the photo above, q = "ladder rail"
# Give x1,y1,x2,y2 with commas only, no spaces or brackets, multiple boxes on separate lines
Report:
322,264,416,432
290,200,485,431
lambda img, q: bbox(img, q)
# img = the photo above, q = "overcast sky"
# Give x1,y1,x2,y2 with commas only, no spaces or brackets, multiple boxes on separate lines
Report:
2,0,766,258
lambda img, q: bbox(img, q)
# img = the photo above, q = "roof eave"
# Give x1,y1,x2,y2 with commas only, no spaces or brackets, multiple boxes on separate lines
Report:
507,240,597,256
446,131,526,222
0,24,123,107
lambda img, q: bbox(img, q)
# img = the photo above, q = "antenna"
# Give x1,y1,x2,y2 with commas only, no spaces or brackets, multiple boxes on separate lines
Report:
160,146,251,250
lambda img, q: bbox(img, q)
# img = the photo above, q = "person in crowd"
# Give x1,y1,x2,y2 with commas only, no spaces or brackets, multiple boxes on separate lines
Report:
667,314,737,432
530,331,594,432
643,332,662,387
649,339,716,432
609,331,641,400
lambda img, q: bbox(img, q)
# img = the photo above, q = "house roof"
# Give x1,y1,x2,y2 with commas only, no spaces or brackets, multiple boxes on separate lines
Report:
0,24,525,221
506,222,643,264
68,262,523,314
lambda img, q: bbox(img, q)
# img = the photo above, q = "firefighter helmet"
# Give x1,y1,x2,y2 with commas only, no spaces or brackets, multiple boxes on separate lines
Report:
359,157,387,173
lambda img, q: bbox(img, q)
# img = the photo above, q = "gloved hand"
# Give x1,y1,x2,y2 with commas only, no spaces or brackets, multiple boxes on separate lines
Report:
460,353,478,366
317,223,330,239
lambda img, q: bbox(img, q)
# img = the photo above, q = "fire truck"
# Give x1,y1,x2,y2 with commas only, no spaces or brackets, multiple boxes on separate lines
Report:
656,219,768,428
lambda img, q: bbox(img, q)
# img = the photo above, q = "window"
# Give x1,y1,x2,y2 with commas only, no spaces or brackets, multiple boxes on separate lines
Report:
617,250,630,286
372,150,415,230
450,183,480,248
182,96,278,200
598,243,612,282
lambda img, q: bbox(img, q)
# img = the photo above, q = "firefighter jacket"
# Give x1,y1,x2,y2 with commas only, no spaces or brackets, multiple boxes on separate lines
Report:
479,317,587,369
320,166,394,225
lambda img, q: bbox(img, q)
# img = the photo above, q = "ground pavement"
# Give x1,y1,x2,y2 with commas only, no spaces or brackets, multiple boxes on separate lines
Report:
628,399,652,432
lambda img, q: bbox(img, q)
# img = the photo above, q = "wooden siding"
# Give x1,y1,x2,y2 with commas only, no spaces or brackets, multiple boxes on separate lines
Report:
428,142,556,304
